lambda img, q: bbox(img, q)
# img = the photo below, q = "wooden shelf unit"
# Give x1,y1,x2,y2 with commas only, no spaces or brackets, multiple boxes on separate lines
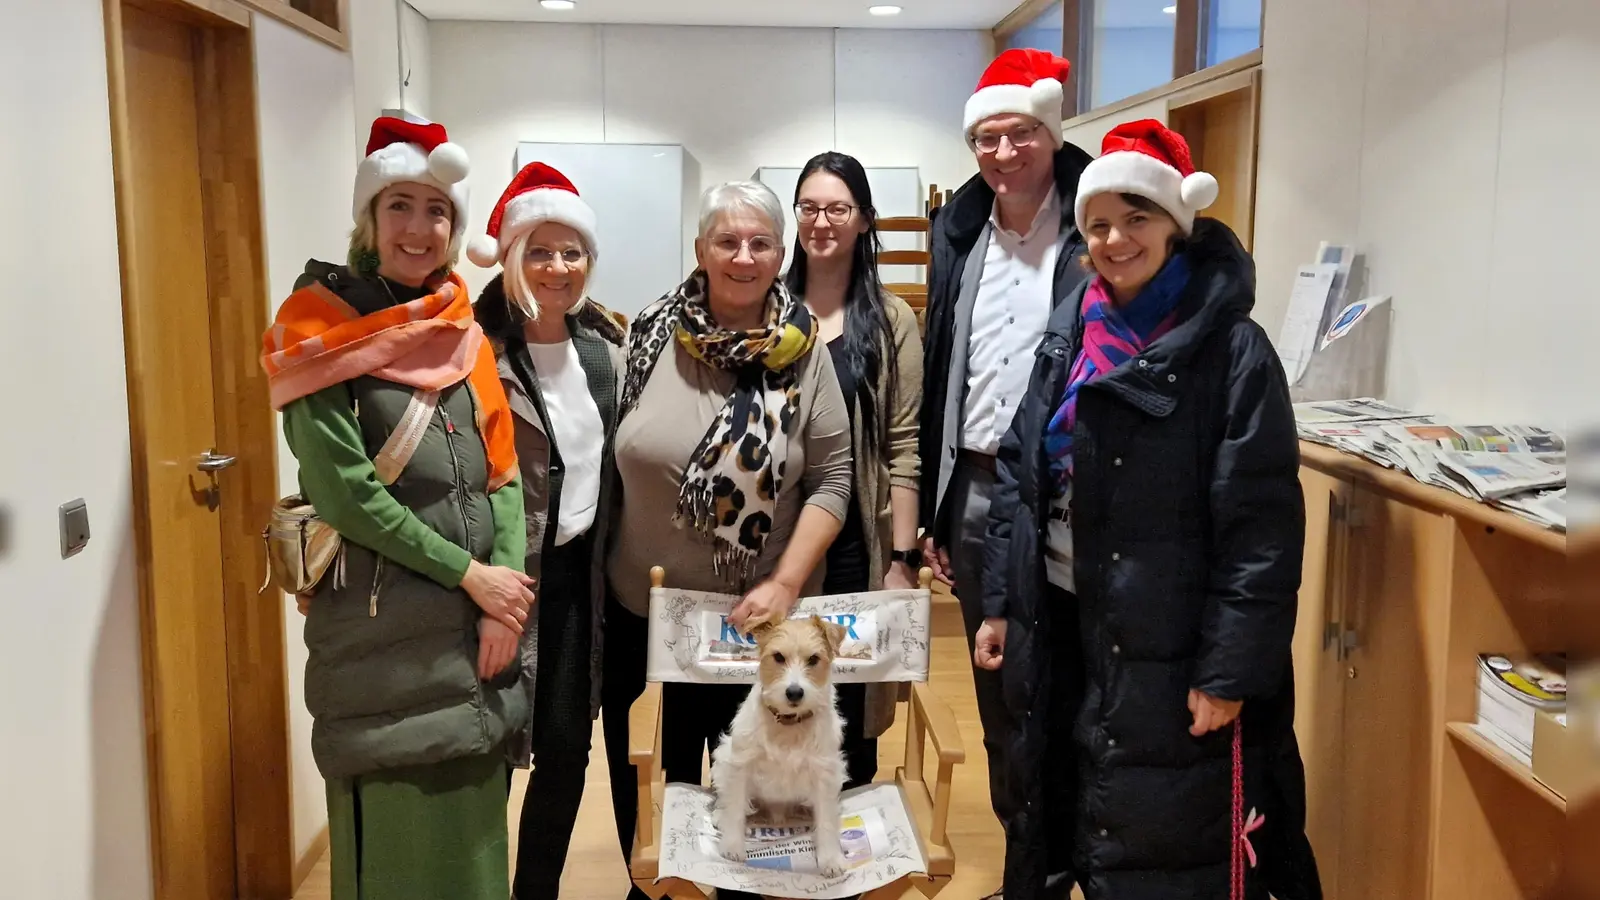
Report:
1294,441,1567,900
1445,722,1566,812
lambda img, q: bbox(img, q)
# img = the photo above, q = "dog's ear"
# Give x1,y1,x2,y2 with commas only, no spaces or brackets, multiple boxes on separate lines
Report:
812,615,848,655
748,619,778,642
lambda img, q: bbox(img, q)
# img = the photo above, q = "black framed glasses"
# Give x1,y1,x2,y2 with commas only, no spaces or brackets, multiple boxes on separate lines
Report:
971,122,1044,154
795,201,857,226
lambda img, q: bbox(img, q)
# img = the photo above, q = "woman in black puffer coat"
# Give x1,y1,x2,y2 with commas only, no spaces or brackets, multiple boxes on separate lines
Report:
975,119,1322,900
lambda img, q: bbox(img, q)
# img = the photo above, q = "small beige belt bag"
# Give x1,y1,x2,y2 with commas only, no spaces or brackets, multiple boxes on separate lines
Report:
259,389,440,597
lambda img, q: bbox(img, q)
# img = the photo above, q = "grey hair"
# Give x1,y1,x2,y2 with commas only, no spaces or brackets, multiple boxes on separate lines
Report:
697,180,785,243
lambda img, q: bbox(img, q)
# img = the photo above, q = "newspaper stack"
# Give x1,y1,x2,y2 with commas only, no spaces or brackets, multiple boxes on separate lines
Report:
1293,398,1568,532
1473,654,1567,767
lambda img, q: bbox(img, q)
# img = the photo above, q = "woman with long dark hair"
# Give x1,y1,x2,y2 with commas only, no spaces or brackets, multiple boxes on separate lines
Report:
784,152,924,788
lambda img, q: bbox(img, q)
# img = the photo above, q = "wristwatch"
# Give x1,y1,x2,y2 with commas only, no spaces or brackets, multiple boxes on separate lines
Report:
890,548,924,569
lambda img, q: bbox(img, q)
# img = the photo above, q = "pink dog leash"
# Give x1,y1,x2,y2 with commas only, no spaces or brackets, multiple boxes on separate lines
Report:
1231,718,1265,900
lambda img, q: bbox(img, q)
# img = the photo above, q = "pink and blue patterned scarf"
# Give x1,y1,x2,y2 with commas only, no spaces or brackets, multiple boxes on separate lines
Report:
1045,255,1191,491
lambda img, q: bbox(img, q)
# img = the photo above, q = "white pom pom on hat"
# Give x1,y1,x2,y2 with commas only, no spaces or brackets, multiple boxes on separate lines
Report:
1072,118,1218,236
426,140,470,186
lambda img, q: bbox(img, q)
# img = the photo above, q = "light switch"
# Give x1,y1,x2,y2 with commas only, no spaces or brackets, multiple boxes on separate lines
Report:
60,499,90,559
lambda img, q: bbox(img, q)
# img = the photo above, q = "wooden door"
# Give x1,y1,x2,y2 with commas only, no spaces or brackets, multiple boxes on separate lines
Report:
119,7,237,897
1291,469,1350,899
1336,487,1450,900
106,0,291,896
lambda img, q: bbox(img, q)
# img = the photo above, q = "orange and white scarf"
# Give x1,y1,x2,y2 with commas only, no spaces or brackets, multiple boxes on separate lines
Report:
261,272,518,491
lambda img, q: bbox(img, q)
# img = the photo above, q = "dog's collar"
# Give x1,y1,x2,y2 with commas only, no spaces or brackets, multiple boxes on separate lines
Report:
767,706,815,726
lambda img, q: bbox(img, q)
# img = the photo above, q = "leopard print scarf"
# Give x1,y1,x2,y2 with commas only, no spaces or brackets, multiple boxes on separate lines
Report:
620,271,817,588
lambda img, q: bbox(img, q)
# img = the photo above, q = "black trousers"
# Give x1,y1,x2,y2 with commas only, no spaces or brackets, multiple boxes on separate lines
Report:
947,455,1017,834
511,535,594,900
601,591,654,900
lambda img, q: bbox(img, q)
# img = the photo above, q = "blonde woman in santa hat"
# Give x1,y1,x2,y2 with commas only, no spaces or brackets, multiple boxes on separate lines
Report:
974,119,1321,900
264,116,533,900
465,161,625,900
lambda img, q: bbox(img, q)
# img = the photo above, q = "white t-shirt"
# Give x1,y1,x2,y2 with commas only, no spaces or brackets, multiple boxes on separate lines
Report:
961,191,1061,455
1045,488,1075,592
526,338,604,546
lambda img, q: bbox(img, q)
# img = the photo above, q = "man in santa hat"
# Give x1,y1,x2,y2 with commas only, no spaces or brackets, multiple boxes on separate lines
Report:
915,47,1094,900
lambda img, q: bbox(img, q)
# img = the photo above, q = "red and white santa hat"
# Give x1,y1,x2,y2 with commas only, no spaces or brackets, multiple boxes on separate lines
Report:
1074,118,1219,235
963,48,1073,148
352,117,472,239
467,162,599,268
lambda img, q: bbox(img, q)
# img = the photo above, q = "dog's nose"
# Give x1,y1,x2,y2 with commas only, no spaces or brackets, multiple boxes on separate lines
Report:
785,685,804,704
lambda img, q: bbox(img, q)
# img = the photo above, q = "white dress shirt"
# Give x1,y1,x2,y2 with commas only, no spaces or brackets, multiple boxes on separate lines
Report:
960,190,1061,455
526,338,604,546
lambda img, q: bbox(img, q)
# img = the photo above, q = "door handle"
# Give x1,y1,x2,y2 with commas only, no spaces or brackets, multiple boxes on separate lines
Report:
197,450,237,473
195,449,235,511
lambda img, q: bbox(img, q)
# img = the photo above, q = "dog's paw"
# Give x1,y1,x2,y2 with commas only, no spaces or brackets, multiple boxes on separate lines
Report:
719,833,746,864
816,844,846,877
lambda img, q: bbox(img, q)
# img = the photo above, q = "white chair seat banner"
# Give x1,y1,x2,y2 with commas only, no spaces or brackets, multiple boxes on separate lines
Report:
654,782,928,899
644,586,932,684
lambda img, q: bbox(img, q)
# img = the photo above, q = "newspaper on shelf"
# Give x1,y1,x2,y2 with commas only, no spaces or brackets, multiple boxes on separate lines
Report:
653,782,928,900
1492,488,1568,532
1437,451,1567,502
1293,399,1568,532
646,585,932,685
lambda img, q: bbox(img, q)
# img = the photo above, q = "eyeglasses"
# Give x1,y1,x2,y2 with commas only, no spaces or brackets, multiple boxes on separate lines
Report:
707,233,780,261
795,201,857,226
525,246,588,266
971,122,1043,154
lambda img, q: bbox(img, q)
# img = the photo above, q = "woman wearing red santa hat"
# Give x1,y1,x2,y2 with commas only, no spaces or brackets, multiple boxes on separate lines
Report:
264,116,533,900
467,161,626,900
976,120,1322,900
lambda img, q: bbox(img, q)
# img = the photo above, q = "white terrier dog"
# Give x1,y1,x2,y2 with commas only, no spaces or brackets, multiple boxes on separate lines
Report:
711,615,850,875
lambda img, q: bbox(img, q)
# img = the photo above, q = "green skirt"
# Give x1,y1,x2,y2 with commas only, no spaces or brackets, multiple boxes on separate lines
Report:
326,751,510,900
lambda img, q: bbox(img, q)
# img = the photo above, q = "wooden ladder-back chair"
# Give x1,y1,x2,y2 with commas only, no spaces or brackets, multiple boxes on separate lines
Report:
628,566,966,900
878,184,950,331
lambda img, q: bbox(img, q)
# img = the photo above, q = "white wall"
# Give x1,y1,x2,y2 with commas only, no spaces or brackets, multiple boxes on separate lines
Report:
0,2,153,898
400,2,432,118
1254,0,1600,427
253,12,363,863
429,21,990,302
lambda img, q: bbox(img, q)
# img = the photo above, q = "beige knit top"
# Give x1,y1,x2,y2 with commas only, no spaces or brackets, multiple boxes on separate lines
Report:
606,338,853,615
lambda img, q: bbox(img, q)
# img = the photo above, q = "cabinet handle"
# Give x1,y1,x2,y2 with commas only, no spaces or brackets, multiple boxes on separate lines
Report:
1323,492,1346,656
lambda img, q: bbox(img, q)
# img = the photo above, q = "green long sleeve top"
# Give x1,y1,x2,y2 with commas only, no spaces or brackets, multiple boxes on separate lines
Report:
282,385,525,588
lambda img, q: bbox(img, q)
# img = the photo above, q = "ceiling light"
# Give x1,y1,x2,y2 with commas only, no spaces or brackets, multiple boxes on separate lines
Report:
869,5,903,15
1162,5,1177,12
540,0,575,10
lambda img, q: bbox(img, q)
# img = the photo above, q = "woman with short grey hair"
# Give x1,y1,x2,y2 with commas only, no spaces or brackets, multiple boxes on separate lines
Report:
601,181,852,900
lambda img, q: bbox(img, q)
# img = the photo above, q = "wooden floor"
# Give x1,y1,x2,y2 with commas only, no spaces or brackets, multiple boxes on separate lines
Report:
294,594,1020,900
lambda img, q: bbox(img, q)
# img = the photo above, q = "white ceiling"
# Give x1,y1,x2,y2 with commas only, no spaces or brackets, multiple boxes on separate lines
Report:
406,0,1022,30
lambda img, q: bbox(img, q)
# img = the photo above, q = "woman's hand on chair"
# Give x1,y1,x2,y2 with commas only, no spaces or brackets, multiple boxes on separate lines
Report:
477,617,519,680
729,578,800,633
461,560,535,635
974,617,1006,670
1187,689,1243,736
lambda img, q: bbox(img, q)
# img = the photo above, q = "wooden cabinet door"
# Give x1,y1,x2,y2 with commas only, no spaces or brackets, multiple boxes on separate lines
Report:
1293,469,1351,899
1336,487,1451,900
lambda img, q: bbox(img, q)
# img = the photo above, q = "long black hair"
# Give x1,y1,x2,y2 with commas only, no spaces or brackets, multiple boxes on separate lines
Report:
783,151,897,456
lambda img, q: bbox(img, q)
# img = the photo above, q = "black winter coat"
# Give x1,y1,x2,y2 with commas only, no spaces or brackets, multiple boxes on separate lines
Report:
982,221,1322,900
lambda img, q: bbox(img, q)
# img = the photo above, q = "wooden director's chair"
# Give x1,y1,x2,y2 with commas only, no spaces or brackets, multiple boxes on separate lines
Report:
627,566,966,900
